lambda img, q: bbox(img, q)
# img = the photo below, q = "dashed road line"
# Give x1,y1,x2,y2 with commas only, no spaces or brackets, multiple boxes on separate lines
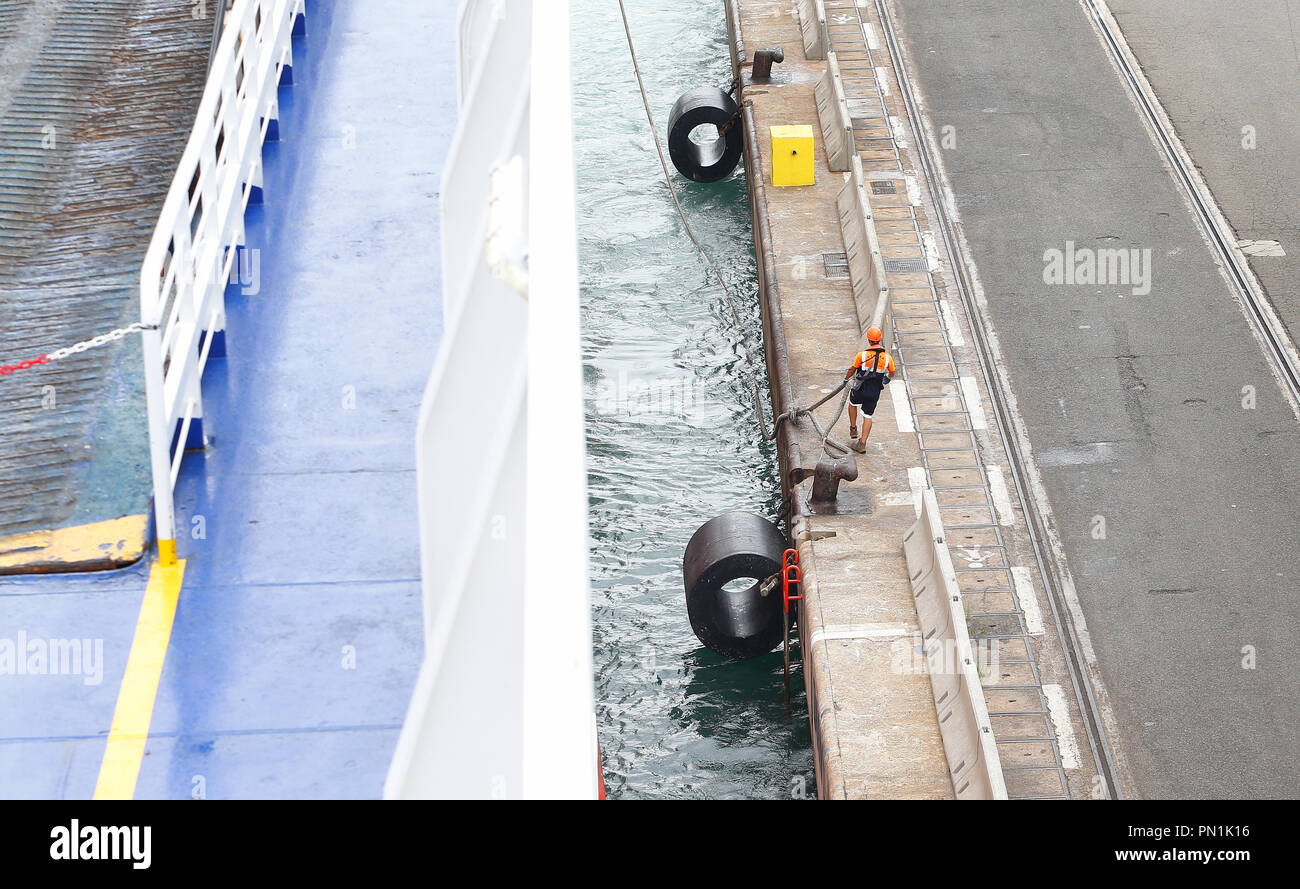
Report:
1011,566,1044,635
890,380,914,432
939,299,964,347
1044,683,1082,768
985,464,1014,525
959,376,987,429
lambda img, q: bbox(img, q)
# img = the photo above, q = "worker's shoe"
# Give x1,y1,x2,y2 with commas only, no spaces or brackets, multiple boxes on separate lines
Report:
851,439,867,453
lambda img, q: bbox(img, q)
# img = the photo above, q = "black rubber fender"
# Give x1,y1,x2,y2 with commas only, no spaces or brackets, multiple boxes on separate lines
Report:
682,512,787,659
667,86,744,183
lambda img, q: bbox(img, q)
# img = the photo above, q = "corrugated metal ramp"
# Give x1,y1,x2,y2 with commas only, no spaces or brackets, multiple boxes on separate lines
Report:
0,0,208,556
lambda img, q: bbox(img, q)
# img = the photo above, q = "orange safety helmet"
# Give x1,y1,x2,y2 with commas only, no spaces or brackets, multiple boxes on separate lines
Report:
866,326,883,344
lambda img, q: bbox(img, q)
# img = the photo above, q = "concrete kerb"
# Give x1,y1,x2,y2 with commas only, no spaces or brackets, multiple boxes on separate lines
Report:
903,487,1009,800
797,0,828,60
724,0,745,74
835,154,891,341
813,50,854,172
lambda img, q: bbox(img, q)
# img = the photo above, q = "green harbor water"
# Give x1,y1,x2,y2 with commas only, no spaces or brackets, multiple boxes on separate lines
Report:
573,0,815,799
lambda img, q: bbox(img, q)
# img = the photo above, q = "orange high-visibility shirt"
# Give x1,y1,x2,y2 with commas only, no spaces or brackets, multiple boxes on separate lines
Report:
852,349,895,376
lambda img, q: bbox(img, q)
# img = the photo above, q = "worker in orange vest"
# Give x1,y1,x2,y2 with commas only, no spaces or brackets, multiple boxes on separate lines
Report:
844,326,896,454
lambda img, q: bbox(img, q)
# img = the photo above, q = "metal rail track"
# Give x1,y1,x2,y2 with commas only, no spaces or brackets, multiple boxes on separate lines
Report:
873,0,1125,798
1081,0,1300,401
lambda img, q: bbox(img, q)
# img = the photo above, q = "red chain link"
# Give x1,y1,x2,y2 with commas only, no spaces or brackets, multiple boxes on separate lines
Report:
0,355,50,376
1,321,155,378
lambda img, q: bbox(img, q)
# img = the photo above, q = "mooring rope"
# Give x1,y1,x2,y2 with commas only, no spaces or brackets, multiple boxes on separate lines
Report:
615,0,850,457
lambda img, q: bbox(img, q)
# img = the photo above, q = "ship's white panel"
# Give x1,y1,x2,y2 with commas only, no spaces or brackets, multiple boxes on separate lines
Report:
387,0,597,800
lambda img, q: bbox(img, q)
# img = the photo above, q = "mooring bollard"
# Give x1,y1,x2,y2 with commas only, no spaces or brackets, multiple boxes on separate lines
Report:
751,47,784,80
810,455,858,503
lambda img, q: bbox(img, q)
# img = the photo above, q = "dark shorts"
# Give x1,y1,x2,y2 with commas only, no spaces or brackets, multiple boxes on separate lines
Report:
849,380,883,417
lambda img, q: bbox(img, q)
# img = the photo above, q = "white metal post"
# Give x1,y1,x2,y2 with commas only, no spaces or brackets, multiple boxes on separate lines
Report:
141,322,176,563
136,0,304,564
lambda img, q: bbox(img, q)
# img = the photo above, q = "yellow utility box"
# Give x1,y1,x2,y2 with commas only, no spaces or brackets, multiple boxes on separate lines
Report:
770,125,815,187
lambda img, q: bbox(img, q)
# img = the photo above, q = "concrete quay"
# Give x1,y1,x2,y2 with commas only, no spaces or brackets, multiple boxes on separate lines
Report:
728,0,1105,799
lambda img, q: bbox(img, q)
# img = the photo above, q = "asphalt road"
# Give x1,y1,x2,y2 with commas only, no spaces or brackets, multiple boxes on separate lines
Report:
891,0,1300,798
1108,0,1300,343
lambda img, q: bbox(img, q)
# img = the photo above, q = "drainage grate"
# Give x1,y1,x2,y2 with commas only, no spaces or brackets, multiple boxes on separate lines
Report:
883,257,931,273
822,252,850,279
870,180,897,195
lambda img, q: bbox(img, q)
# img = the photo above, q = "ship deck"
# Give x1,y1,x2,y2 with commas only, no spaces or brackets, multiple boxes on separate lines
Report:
0,0,452,799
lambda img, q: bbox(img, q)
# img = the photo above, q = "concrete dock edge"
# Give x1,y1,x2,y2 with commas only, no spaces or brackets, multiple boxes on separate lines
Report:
726,0,1107,800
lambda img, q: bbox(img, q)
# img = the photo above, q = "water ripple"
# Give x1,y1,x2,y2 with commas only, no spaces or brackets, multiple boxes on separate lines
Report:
576,0,813,799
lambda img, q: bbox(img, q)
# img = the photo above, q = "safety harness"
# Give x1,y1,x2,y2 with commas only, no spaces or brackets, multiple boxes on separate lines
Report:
852,347,890,388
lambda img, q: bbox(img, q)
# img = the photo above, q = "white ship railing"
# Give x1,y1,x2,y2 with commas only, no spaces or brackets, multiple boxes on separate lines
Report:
385,0,598,800
139,0,303,563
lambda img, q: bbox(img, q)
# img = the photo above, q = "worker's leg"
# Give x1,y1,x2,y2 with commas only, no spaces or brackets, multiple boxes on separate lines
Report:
859,386,882,446
848,404,859,436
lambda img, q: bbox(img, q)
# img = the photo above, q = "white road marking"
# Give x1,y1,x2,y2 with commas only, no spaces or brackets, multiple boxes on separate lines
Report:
874,65,890,94
1238,239,1285,257
939,299,964,347
1036,442,1117,467
908,466,928,517
905,175,921,207
985,464,1014,525
1060,573,1098,664
1011,566,1043,635
889,115,908,148
809,624,917,646
890,381,914,433
922,230,942,272
873,64,894,95
862,20,881,49
878,490,915,507
960,375,987,429
1045,683,1082,768
785,253,822,279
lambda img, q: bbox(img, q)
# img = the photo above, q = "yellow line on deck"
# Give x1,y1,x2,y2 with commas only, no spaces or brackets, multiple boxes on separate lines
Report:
93,557,187,800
